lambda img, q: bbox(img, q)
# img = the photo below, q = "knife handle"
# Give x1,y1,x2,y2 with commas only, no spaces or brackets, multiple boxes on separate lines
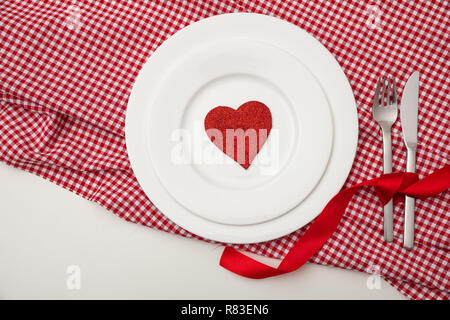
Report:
404,147,416,249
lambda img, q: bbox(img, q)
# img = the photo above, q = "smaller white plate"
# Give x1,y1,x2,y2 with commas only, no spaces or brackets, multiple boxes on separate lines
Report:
147,38,333,225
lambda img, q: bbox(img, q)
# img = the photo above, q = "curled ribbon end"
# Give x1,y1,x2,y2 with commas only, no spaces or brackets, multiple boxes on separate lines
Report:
220,165,450,279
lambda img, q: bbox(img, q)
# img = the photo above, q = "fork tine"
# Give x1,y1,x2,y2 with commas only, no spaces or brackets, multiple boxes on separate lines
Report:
373,77,381,107
386,77,392,106
392,78,397,105
381,77,386,106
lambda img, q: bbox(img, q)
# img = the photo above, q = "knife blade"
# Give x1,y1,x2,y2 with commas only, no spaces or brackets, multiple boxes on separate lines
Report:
401,71,419,249
401,72,419,149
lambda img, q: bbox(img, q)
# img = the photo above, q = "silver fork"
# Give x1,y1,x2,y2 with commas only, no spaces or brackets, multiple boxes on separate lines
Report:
372,77,398,242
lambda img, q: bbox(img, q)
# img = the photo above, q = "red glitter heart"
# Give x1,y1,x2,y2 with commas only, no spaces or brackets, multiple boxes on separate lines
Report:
204,101,272,169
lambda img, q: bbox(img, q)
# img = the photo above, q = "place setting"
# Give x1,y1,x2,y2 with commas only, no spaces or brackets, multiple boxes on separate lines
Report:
125,11,449,287
125,13,447,251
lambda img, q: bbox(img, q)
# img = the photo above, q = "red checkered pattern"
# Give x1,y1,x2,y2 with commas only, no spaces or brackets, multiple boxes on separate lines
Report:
0,0,448,299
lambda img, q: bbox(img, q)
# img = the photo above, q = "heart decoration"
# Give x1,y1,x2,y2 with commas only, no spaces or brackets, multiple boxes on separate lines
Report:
204,101,272,169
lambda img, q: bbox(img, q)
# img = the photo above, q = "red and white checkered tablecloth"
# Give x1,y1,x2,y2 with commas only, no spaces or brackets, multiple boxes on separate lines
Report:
0,0,448,299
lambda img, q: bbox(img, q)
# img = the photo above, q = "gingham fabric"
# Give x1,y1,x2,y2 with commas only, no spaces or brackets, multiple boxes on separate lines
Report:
0,0,448,299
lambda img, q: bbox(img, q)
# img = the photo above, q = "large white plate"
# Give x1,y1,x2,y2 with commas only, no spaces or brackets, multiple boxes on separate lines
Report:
126,13,358,243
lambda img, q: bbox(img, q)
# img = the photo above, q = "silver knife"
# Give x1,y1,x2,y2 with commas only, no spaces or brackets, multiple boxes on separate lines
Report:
400,71,419,249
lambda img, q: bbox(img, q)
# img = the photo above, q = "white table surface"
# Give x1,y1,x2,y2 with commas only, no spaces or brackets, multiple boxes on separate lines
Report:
0,162,405,299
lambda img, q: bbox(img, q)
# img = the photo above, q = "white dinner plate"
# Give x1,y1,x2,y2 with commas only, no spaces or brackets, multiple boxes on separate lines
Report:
126,13,358,243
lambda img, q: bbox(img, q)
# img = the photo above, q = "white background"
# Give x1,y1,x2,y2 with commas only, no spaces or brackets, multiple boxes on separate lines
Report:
0,162,405,299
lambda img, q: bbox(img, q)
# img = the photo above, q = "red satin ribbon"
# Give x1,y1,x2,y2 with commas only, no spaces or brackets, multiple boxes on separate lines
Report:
220,165,450,279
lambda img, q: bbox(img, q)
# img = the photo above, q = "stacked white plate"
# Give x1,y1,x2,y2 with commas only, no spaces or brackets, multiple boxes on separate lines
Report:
125,13,358,244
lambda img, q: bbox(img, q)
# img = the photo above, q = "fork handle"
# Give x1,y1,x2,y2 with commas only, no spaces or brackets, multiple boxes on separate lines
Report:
382,128,393,173
404,147,416,249
382,128,393,242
